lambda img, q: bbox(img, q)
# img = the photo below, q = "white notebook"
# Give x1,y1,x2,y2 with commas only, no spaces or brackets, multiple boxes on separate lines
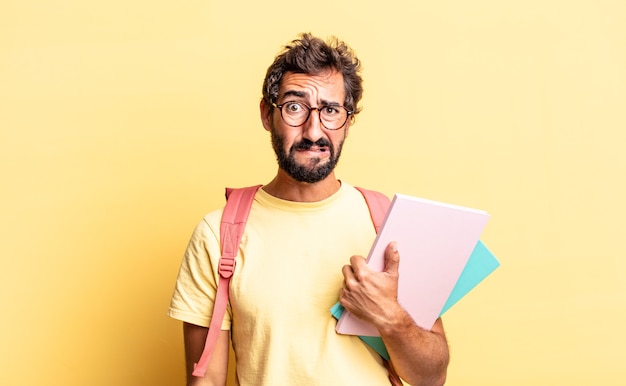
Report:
336,193,490,336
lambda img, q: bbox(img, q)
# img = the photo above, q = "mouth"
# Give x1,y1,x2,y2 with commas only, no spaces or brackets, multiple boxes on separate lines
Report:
298,145,329,153
295,139,331,154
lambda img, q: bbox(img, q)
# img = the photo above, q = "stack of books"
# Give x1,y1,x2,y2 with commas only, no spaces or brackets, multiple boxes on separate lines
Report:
331,194,500,359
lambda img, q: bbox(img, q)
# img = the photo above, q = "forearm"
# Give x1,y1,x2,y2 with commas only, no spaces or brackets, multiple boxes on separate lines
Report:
379,311,449,386
183,323,229,386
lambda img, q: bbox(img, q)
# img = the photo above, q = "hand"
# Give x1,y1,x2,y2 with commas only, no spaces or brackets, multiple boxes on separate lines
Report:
339,242,402,330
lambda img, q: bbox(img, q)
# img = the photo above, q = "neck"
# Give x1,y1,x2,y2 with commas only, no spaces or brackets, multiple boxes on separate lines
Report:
263,170,341,202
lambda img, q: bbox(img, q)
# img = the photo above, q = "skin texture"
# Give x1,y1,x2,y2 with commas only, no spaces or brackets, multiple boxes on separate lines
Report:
183,70,449,386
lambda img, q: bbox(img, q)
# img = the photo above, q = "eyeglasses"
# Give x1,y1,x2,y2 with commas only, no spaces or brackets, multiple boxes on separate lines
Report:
272,101,353,130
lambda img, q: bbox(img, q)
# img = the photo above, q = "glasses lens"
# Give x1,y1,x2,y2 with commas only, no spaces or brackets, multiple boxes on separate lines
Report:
320,106,348,130
281,102,309,126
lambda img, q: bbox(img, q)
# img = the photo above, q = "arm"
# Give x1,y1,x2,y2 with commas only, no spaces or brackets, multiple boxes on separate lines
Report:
183,323,230,386
339,242,449,386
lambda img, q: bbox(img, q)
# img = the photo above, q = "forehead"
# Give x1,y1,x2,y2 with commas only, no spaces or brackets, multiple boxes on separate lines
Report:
279,70,346,103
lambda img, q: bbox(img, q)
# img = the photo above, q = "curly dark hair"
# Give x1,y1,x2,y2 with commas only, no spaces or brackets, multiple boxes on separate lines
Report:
262,33,363,117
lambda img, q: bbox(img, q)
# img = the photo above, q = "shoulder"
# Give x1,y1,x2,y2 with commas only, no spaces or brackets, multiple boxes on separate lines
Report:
341,183,389,203
182,206,225,252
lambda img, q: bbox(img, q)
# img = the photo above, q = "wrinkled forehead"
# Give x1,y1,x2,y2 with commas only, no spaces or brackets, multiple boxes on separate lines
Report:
278,70,346,105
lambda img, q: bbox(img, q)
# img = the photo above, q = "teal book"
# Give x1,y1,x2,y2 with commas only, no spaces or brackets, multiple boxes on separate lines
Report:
330,240,499,360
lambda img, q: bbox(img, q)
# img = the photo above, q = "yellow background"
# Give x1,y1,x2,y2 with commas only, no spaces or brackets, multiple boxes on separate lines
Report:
1,1,625,385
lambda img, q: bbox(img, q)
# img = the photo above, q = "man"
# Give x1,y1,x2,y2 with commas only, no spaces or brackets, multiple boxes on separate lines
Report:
169,33,449,386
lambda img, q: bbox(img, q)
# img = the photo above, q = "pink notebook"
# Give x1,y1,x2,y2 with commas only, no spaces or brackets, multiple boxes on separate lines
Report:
336,193,490,336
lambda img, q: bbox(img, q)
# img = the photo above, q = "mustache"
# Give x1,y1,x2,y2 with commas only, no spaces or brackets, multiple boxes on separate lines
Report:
293,138,331,151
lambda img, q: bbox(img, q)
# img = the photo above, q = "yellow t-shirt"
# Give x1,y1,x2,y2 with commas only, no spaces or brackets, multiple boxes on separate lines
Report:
169,183,392,385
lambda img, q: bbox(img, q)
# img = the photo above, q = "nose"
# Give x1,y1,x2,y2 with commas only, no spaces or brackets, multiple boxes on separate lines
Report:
301,108,325,142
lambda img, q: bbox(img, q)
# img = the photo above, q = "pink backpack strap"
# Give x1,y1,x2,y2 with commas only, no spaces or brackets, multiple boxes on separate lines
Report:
356,187,402,386
192,185,262,377
355,187,391,233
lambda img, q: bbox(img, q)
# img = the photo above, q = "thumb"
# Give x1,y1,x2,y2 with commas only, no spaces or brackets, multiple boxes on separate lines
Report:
384,241,400,274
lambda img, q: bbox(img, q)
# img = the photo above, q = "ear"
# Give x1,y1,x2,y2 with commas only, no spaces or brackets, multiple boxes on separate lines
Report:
343,118,351,138
260,99,273,132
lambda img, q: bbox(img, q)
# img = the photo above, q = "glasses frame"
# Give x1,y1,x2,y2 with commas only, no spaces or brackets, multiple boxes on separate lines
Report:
271,101,353,130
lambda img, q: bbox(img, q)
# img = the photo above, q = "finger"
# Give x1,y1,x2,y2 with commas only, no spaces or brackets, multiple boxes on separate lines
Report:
342,264,355,280
341,264,360,293
384,241,400,274
338,288,352,308
348,255,369,281
349,254,367,269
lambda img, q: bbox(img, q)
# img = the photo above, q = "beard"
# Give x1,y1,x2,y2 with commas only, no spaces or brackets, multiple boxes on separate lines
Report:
270,129,344,183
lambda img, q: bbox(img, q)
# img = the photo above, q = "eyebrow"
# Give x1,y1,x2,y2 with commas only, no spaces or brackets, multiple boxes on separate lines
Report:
281,90,307,100
280,90,341,106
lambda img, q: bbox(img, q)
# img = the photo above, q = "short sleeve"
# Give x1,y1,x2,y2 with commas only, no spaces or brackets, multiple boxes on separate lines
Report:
167,212,232,329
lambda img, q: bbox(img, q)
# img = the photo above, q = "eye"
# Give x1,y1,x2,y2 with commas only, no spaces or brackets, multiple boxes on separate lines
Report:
284,102,304,114
322,106,340,116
